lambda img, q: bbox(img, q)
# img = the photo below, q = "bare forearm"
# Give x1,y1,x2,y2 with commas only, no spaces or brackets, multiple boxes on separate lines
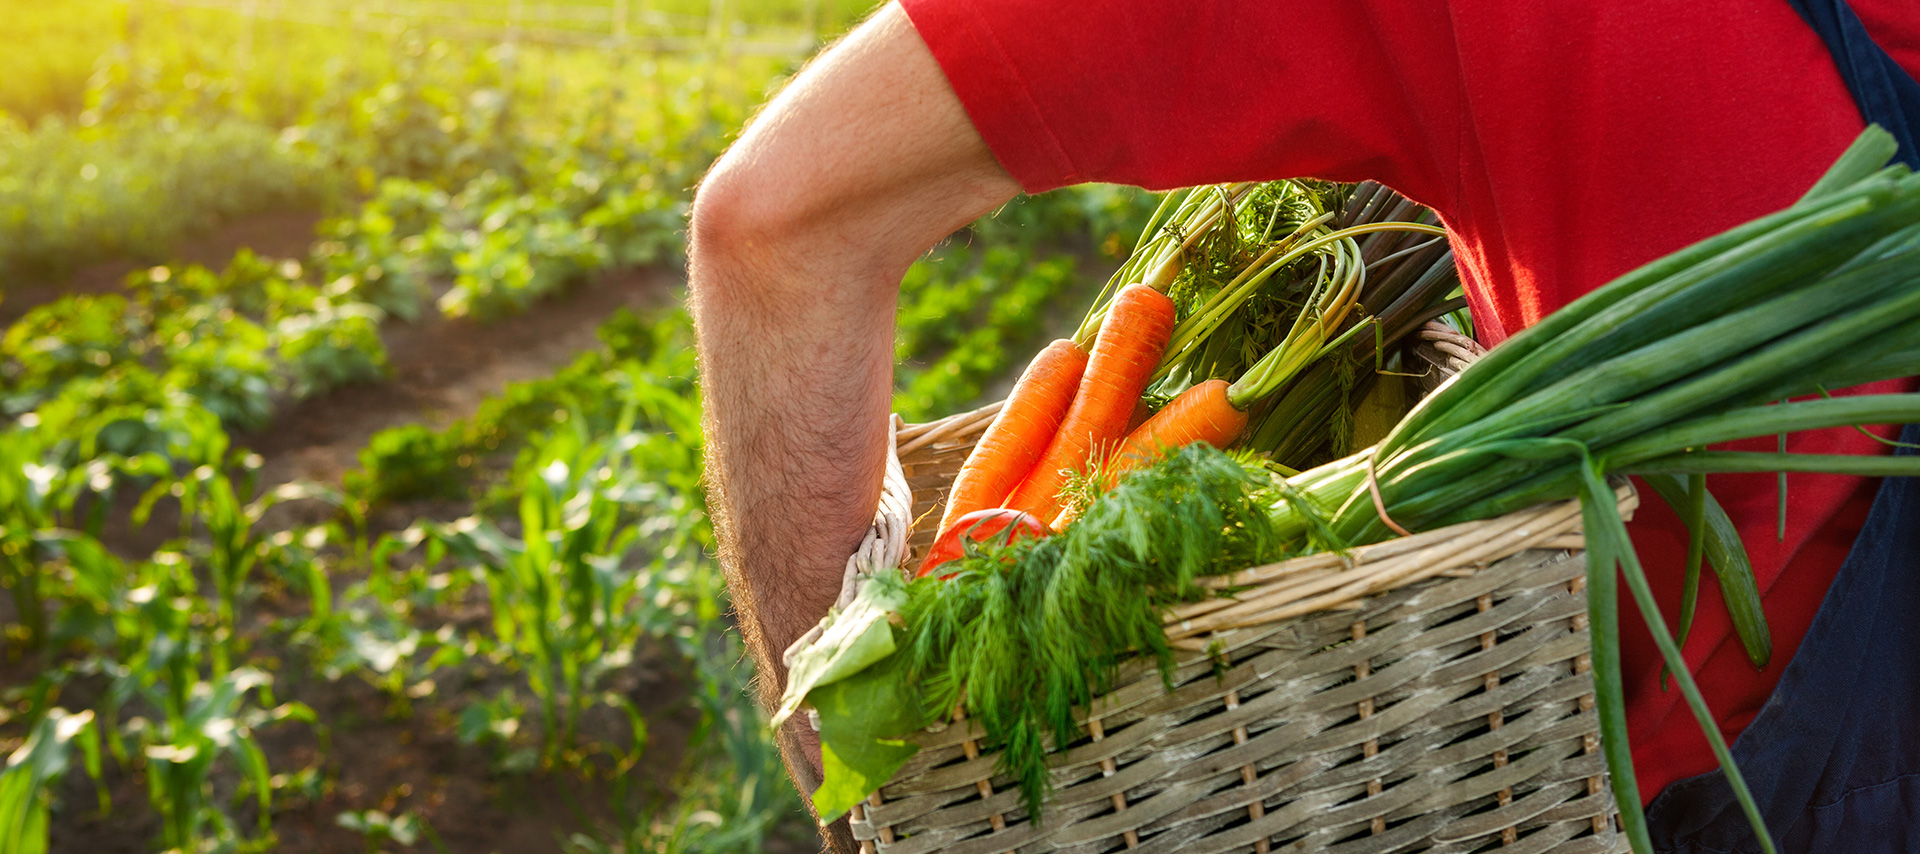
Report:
688,3,1021,711
690,240,898,696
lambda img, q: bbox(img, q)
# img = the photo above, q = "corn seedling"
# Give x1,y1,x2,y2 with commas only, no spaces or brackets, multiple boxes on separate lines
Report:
425,386,696,770
0,417,130,655
0,708,103,854
336,808,447,854
105,564,315,853
131,425,328,676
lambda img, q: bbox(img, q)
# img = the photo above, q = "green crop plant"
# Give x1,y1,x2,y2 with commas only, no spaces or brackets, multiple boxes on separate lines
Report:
455,688,530,769
132,434,328,677
1,429,68,654
423,435,641,768
151,306,280,432
336,808,446,854
561,634,805,854
580,181,685,269
271,297,390,397
344,424,474,507
313,601,446,720
0,402,237,658
0,408,318,853
104,556,314,854
310,179,450,321
4,251,390,469
0,708,103,854
674,637,809,854
421,368,704,771
0,294,149,417
288,492,451,718
440,213,609,320
312,153,686,324
0,419,128,655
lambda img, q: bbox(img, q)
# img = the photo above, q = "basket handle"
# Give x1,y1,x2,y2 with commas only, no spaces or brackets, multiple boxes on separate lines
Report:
780,414,915,671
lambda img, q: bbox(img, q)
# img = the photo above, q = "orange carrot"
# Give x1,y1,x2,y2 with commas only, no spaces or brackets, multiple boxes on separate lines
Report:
1006,284,1175,523
1125,397,1153,433
1050,379,1248,530
1112,379,1248,470
933,339,1089,537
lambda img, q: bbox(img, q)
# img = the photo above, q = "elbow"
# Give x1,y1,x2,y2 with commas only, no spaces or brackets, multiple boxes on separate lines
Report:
689,149,898,323
686,158,760,320
687,157,765,284
689,136,838,274
687,153,812,311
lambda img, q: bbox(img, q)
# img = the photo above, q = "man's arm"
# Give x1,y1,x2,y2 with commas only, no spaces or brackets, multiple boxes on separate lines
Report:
687,0,1020,791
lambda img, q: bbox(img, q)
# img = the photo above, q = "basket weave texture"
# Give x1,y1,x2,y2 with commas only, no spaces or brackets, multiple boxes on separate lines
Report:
853,403,1635,854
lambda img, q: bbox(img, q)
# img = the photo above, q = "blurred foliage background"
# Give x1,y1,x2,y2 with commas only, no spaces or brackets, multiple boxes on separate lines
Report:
0,1,1157,851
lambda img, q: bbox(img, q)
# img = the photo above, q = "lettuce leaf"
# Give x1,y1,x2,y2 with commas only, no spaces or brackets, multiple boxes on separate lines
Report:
771,573,908,729
810,657,922,821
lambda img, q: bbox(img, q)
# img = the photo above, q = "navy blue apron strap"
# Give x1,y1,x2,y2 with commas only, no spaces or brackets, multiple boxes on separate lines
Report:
1645,2,1920,850
1780,0,1920,169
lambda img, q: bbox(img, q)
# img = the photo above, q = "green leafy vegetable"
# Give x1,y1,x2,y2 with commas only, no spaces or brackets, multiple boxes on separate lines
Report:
806,444,1287,820
810,661,924,821
773,574,909,729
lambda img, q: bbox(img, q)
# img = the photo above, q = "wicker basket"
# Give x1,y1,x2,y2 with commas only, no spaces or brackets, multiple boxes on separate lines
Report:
844,399,1636,854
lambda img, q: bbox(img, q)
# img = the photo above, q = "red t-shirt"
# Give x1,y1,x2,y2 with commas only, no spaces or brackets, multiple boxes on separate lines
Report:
901,0,1920,803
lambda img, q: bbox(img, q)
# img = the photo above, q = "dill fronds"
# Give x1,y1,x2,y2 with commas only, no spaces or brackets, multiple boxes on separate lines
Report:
891,444,1284,819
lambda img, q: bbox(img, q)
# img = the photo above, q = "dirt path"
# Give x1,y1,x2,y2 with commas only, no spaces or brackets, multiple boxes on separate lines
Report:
1,209,328,327
7,205,685,494
240,264,684,492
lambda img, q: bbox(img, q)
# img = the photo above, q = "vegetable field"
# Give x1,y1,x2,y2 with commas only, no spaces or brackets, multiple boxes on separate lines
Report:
1,2,1159,851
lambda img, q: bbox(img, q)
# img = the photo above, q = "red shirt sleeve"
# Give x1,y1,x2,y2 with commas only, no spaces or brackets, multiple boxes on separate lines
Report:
900,0,1464,208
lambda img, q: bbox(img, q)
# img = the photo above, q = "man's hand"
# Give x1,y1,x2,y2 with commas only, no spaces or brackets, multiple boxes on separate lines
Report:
686,0,1020,836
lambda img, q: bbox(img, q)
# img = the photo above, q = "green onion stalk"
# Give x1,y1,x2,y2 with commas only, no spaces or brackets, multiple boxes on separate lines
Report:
1262,126,1920,854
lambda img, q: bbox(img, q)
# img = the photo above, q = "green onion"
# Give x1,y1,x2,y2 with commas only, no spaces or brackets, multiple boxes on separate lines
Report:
1260,125,1920,854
